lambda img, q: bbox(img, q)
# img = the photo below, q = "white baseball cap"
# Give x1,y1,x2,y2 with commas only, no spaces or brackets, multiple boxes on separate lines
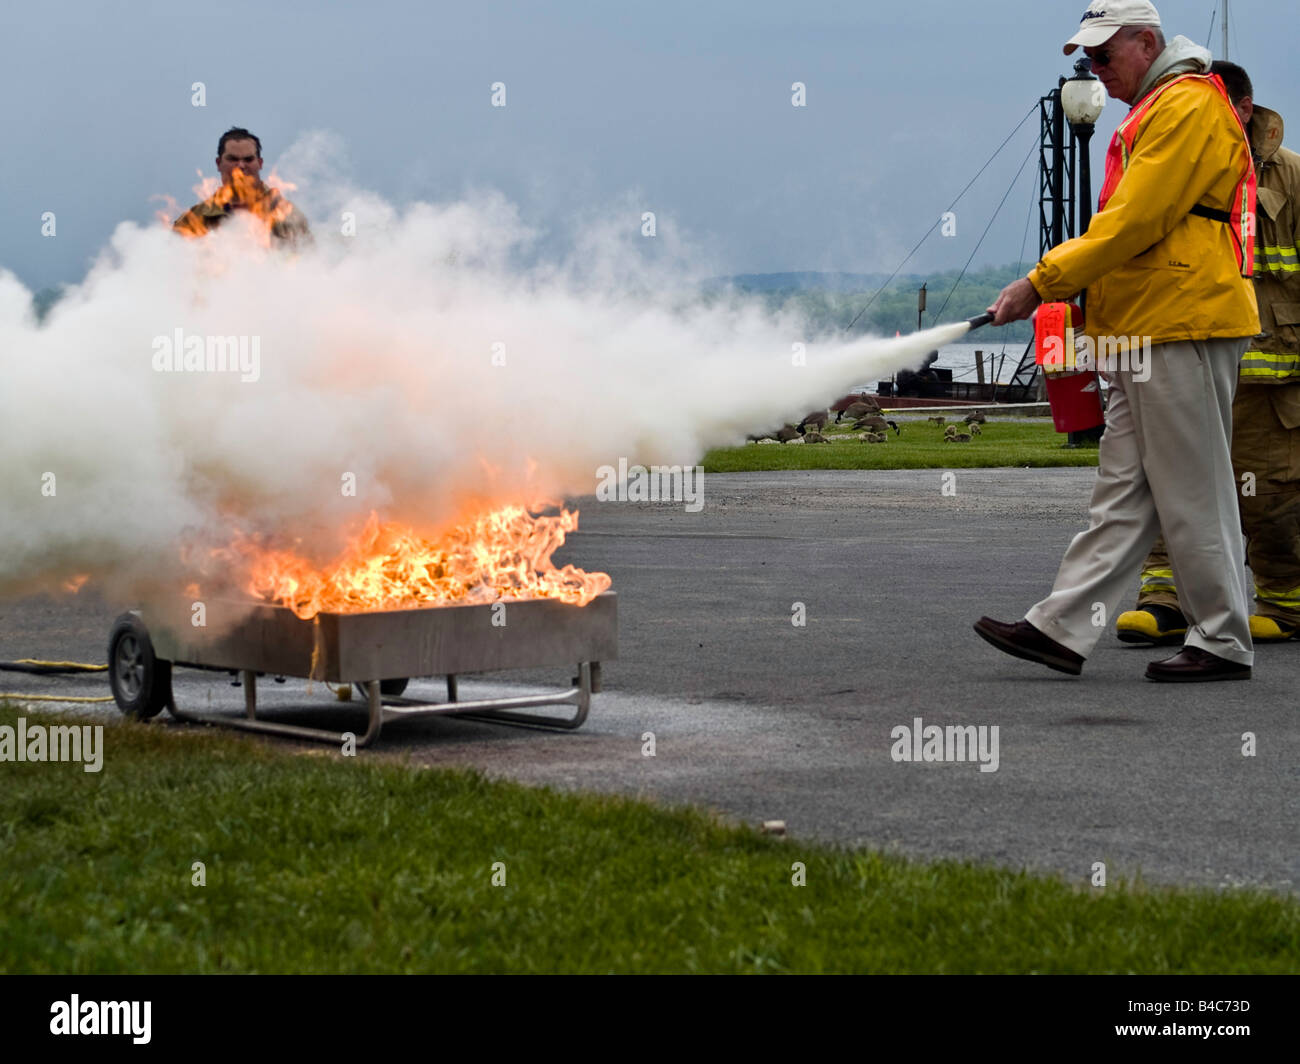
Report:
1063,0,1162,55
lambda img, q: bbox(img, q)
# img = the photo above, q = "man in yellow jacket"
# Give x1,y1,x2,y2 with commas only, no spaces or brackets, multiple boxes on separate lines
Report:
1117,62,1300,645
974,0,1260,682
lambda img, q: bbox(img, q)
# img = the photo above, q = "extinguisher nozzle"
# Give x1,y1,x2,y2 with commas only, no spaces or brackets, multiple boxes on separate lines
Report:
966,312,996,330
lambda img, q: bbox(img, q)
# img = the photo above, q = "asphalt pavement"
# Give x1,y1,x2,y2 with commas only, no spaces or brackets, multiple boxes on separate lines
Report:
3,468,1296,892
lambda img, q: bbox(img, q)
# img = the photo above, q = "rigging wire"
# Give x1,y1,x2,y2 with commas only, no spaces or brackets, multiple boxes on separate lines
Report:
983,147,1044,389
1004,150,1040,359
921,139,1039,388
843,101,1039,332
932,138,1039,324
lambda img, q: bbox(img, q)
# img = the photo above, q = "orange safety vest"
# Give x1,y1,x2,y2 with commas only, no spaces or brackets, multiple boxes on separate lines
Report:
1098,72,1256,277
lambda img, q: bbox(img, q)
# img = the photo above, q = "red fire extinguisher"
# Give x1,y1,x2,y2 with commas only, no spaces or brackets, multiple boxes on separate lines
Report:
1035,301,1105,434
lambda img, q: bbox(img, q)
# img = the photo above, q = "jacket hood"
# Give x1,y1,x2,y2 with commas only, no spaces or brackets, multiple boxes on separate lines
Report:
1135,35,1212,103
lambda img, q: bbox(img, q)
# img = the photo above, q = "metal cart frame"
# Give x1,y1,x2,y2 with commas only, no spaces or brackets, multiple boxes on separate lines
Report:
109,593,616,748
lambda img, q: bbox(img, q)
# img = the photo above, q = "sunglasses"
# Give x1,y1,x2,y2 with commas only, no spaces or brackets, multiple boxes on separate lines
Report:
1088,44,1118,68
1088,28,1145,69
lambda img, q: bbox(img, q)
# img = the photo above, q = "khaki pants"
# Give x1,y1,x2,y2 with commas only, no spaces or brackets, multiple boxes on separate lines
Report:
1136,384,1300,624
1026,338,1253,665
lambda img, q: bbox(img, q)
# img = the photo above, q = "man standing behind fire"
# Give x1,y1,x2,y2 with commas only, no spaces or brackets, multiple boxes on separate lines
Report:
173,126,311,244
1116,62,1300,646
974,0,1260,682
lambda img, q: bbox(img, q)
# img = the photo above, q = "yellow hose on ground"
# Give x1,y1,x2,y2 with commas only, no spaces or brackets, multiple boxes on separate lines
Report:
14,659,107,671
0,659,113,702
0,694,115,703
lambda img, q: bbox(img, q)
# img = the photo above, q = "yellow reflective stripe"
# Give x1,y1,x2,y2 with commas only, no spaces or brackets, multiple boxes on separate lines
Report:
1255,585,1300,610
1117,104,1147,141
1141,568,1177,592
1255,245,1300,272
1240,351,1300,379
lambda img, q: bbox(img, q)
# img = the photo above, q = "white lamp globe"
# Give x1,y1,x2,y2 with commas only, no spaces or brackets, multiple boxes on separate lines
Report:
1062,78,1106,125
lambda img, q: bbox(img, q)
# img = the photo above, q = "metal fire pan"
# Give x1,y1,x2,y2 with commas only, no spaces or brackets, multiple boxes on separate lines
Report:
151,592,618,683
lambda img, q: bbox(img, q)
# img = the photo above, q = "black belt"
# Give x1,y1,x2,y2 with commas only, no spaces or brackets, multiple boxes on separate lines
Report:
1190,203,1233,223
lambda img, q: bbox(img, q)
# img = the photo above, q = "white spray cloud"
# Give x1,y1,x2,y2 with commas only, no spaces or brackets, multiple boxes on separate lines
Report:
0,133,969,606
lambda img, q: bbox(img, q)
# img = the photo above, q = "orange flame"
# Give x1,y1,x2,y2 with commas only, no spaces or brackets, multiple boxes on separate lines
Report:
62,574,90,594
173,168,300,244
152,193,183,227
216,506,610,619
194,169,222,201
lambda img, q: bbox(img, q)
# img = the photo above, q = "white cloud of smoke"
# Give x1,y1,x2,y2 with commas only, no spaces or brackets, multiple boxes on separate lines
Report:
0,132,968,607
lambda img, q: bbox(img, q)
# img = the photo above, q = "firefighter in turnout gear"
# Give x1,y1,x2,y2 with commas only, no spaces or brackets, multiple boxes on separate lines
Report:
1117,62,1300,645
173,126,311,246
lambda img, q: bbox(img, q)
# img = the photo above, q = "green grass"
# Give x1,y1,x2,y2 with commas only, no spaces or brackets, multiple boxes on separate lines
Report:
704,420,1100,472
2,706,1295,974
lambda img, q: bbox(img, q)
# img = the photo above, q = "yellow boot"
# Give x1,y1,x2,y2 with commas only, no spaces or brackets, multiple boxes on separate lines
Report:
1249,615,1299,642
1116,605,1187,646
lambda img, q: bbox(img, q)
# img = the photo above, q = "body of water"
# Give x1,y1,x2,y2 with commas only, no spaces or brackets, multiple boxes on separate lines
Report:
851,340,1033,393
933,341,1032,385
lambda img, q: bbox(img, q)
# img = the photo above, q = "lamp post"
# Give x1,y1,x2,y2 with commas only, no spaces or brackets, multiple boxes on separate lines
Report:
1061,58,1105,234
1061,57,1106,445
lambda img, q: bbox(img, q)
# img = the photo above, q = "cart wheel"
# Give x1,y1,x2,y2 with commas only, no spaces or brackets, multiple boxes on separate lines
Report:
379,677,409,697
108,612,173,720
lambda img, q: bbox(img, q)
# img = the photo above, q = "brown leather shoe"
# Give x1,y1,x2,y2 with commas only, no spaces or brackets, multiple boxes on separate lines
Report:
1145,646,1251,682
973,617,1084,675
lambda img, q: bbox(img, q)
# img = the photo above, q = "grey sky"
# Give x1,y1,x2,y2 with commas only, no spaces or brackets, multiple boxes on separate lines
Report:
4,0,1294,292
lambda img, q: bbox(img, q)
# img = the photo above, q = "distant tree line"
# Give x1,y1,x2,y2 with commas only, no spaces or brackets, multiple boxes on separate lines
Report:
732,264,1036,343
31,264,1039,341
